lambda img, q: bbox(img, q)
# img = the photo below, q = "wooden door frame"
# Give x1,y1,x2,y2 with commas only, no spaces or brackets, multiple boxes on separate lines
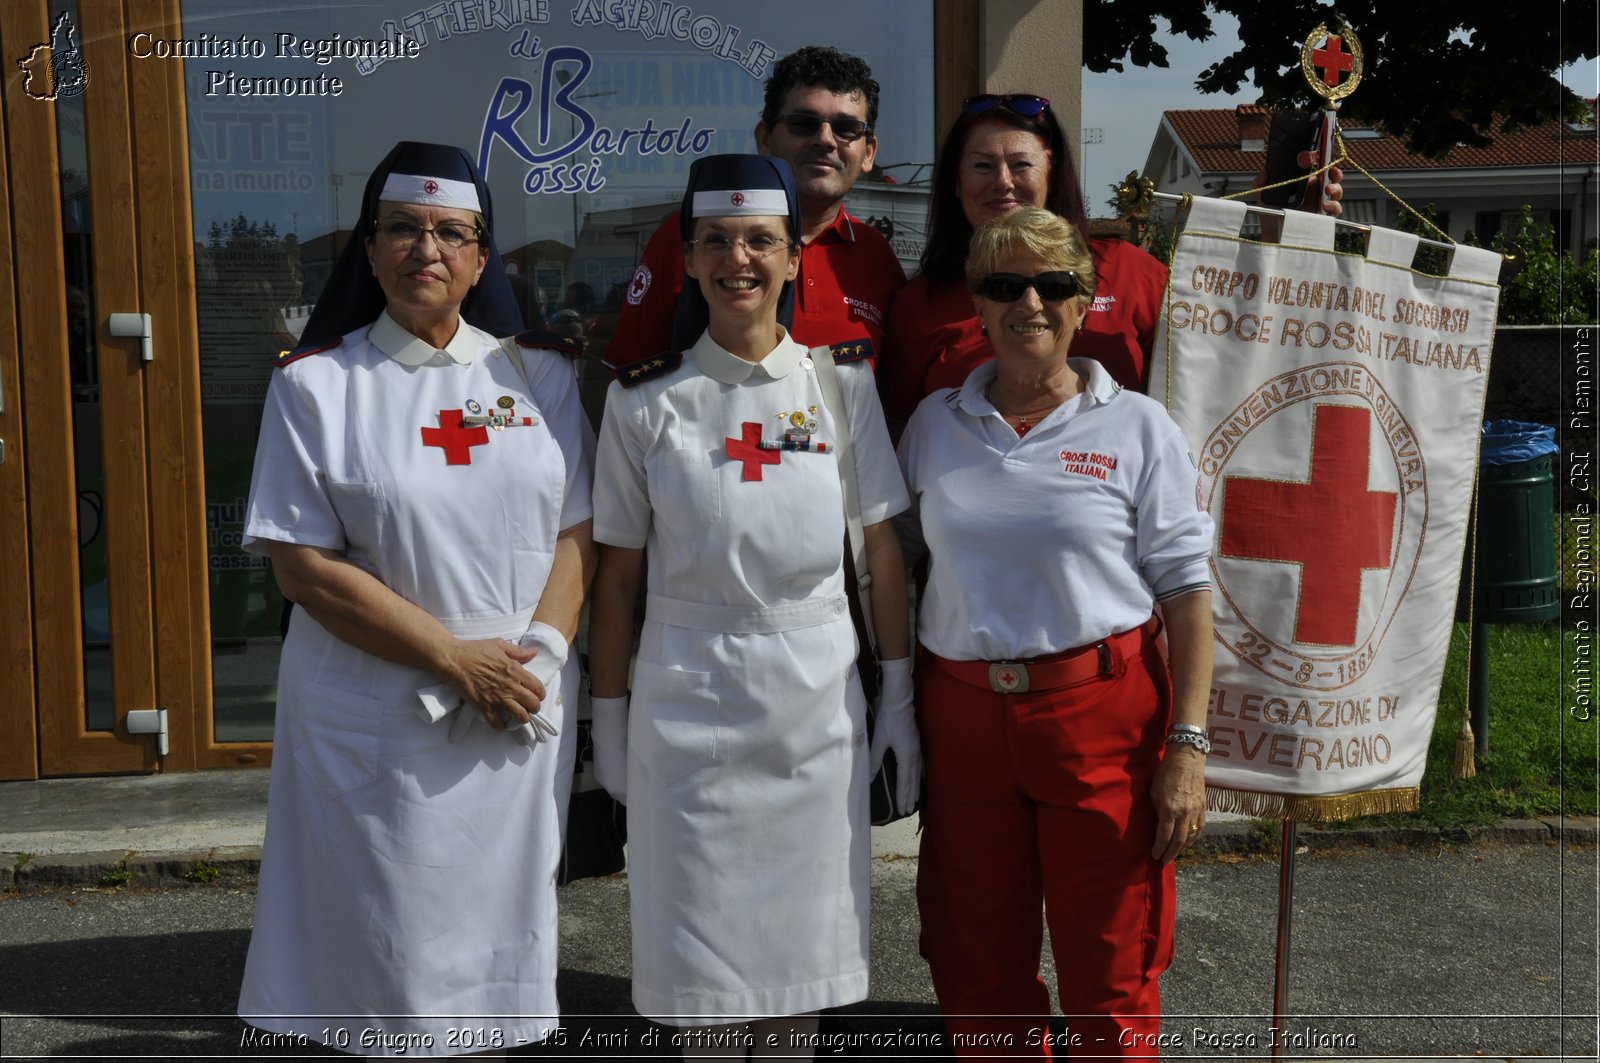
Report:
0,5,40,782
125,0,273,771
0,0,272,777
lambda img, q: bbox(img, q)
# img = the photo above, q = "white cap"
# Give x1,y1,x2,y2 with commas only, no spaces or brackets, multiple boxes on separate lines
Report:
379,172,481,212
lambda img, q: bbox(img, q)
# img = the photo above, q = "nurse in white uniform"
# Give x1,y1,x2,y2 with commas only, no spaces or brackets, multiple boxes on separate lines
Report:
585,155,922,1058
236,141,595,1056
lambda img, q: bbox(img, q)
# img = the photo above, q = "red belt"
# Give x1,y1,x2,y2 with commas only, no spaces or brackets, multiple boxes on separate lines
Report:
927,616,1161,694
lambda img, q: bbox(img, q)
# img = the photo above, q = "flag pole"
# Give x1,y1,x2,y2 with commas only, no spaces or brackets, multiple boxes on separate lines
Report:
1270,818,1298,1061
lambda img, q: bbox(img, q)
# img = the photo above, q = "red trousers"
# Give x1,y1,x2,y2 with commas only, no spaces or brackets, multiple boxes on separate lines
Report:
916,626,1176,1059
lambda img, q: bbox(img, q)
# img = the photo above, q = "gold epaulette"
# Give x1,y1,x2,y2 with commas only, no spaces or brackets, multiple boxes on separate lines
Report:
604,351,684,388
515,329,584,358
829,337,875,364
274,337,341,368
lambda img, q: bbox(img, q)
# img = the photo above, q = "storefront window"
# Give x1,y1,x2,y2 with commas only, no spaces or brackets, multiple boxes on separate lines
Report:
178,0,935,740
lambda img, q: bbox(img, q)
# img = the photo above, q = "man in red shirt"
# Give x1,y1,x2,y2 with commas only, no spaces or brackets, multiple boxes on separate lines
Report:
604,46,905,365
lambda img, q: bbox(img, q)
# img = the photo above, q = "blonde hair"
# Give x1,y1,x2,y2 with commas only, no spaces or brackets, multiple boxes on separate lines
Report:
966,206,1097,301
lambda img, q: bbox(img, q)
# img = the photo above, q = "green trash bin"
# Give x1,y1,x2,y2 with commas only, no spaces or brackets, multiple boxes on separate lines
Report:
1457,421,1560,623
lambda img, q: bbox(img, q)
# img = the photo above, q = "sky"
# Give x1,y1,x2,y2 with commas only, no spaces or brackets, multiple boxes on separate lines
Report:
1078,13,1600,218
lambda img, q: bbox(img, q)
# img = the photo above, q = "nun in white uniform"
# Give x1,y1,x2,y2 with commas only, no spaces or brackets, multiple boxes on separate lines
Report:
586,155,923,1058
236,141,596,1056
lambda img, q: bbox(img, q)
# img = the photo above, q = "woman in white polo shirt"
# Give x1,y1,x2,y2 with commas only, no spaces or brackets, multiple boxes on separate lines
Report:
897,206,1215,1059
237,141,595,1054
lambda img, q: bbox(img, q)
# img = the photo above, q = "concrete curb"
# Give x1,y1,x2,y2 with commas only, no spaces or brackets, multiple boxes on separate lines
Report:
2,818,1593,893
1,846,261,893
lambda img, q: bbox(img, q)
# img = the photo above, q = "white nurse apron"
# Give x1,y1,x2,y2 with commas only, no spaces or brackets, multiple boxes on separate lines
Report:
237,317,591,1055
593,332,907,1024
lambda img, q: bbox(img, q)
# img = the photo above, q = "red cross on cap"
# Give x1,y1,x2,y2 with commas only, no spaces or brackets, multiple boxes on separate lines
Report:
423,179,440,195
730,191,745,206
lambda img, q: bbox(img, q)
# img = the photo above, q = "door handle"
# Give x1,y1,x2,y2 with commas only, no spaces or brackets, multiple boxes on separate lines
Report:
108,312,153,362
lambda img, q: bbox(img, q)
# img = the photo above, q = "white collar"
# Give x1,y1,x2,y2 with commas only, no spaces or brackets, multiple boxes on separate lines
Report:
368,309,479,367
952,357,1120,418
687,327,808,384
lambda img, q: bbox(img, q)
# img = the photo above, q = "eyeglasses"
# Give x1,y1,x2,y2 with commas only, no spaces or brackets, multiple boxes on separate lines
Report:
687,233,793,258
974,271,1080,302
962,94,1052,119
376,218,482,255
772,112,873,143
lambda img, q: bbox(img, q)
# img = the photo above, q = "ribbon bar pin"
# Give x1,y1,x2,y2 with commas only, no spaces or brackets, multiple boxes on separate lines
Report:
462,413,539,429
757,438,830,453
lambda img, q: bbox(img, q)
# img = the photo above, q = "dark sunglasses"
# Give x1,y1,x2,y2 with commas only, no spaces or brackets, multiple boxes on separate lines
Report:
773,112,873,143
975,271,1080,303
962,93,1051,119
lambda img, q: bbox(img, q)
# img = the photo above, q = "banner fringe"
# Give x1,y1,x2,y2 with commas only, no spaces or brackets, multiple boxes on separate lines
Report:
1206,785,1420,822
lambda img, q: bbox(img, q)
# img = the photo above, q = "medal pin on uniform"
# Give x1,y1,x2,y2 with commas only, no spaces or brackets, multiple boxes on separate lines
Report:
465,398,483,415
759,406,829,453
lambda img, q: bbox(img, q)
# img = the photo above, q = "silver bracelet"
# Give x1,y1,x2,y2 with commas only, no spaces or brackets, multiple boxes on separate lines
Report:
1168,722,1206,736
1165,729,1211,755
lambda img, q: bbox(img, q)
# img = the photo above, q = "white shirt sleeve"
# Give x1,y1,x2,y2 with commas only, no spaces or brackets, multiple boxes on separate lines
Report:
892,401,930,566
1135,420,1214,601
521,346,595,531
592,382,653,549
242,367,345,554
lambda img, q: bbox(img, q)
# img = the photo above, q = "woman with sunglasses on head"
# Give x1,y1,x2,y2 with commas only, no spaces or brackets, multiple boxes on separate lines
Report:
878,92,1165,436
237,141,595,1055
587,155,919,1058
877,93,1339,436
896,207,1215,1057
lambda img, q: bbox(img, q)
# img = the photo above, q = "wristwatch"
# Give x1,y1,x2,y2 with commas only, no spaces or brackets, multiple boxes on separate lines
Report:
1165,723,1212,755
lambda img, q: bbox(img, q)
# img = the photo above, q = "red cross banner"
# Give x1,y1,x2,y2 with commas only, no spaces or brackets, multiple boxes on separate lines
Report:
1150,198,1503,819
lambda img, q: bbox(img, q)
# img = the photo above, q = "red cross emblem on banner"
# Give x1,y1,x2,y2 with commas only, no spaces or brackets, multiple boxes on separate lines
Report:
423,179,440,195
1220,404,1397,646
1312,35,1354,87
421,409,489,465
725,421,779,481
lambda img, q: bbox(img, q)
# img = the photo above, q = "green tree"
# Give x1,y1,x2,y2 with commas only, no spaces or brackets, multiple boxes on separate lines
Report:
1084,1,1596,158
1488,206,1599,325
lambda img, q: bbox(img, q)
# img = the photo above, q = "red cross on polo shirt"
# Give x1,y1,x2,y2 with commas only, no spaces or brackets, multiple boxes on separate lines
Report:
725,421,780,481
1220,404,1397,646
421,409,489,465
1312,35,1354,87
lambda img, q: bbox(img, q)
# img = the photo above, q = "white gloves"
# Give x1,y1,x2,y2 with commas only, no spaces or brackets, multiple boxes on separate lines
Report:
589,695,629,804
870,657,923,817
425,622,568,745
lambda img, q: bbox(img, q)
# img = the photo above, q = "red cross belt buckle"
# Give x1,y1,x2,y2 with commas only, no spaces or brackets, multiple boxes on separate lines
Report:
989,662,1029,693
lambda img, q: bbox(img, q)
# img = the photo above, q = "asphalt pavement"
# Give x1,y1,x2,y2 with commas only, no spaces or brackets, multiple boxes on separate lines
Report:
0,772,1595,1060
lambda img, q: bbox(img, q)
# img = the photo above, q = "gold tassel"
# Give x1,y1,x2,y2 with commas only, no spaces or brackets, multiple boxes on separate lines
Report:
1454,709,1477,779
1206,785,1421,823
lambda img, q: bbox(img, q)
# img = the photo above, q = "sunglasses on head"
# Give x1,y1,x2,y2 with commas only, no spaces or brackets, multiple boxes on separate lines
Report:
962,94,1051,119
773,112,873,143
975,271,1080,303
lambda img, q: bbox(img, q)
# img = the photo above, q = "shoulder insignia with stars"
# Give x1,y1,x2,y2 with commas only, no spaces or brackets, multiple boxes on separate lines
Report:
829,337,875,364
515,329,584,358
274,337,341,369
603,351,684,388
